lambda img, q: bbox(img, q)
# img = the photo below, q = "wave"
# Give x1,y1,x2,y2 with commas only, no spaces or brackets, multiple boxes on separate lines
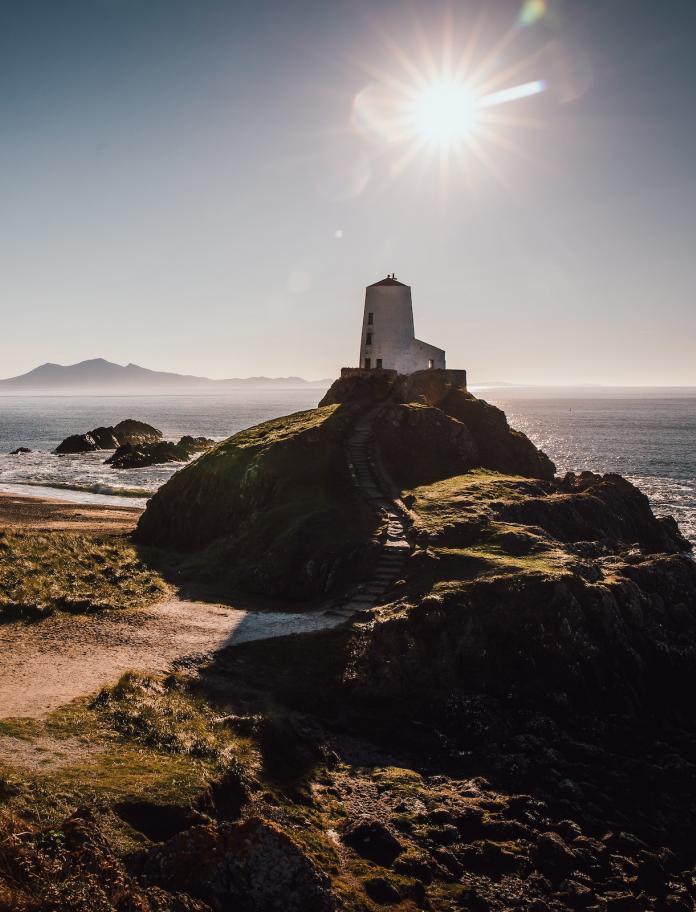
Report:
7,479,149,499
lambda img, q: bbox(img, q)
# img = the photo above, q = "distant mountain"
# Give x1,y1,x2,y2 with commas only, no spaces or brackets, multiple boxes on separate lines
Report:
0,359,331,392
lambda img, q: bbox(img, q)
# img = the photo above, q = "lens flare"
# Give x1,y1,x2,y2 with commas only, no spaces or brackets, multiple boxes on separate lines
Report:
479,80,546,109
519,0,548,26
346,8,554,192
408,81,480,146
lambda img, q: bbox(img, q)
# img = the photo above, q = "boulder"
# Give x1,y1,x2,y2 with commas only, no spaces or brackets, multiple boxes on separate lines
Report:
55,432,100,454
106,436,214,469
529,831,576,881
90,426,121,449
10,447,31,455
143,817,336,912
178,435,216,453
363,876,402,904
56,419,162,454
341,817,404,867
113,418,162,445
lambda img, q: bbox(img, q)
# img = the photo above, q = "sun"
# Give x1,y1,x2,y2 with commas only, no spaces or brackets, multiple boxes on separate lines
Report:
408,80,481,147
348,9,552,190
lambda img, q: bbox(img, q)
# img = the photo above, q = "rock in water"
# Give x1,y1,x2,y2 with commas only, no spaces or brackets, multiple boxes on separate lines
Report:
55,432,101,454
55,419,163,454
106,436,214,469
112,419,162,446
10,446,31,455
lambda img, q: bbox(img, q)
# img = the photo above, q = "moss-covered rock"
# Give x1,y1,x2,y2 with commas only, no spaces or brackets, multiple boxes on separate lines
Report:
135,372,558,597
135,405,375,597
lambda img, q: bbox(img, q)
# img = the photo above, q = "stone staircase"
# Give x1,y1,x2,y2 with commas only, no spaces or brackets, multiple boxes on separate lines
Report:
328,411,413,620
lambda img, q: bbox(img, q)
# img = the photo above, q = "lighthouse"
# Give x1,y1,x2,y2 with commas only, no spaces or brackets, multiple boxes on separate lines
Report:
358,275,446,373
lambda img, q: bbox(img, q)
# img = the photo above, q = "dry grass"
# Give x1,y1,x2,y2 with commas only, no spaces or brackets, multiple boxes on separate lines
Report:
91,671,225,761
0,530,165,620
409,469,548,534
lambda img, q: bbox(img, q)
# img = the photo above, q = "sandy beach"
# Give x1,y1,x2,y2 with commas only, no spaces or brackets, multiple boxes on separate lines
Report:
0,490,142,534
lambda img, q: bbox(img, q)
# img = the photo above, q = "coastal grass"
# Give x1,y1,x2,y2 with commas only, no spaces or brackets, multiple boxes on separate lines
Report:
409,469,550,534
0,529,165,620
0,672,249,850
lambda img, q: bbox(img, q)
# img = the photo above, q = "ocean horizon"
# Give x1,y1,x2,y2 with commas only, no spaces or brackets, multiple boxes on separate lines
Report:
0,386,694,547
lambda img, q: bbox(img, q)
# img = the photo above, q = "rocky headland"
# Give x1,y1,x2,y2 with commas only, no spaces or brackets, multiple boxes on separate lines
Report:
2,370,695,912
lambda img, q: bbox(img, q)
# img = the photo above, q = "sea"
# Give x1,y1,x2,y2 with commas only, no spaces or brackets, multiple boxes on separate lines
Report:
0,388,694,547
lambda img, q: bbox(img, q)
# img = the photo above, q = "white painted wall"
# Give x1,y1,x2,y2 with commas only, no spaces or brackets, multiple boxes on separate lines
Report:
358,279,446,373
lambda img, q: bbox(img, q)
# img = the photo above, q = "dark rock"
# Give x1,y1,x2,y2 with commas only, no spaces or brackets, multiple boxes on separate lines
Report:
9,446,31,454
90,426,121,449
143,817,336,911
533,832,577,880
113,800,202,842
56,432,100,454
106,440,188,469
113,418,162,445
342,816,404,867
363,876,401,904
106,435,213,469
178,435,216,453
425,824,460,846
455,882,490,910
457,839,521,874
604,892,642,910
197,759,251,822
56,418,162,454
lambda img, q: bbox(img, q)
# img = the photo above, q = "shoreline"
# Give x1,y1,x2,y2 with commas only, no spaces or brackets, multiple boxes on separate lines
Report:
0,490,142,533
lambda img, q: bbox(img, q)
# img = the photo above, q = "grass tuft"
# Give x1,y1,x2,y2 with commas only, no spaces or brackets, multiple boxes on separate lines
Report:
0,530,165,620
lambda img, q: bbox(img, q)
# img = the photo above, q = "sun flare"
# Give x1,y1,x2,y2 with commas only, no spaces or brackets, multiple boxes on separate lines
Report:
348,10,555,191
408,81,481,147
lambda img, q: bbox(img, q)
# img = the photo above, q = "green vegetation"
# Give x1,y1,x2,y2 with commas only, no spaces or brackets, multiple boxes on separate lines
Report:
409,469,547,534
0,530,165,619
137,404,377,597
405,471,574,591
91,671,226,760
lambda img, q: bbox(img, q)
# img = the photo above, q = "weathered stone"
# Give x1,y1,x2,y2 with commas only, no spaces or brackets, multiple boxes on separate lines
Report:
144,817,336,912
533,832,577,880
342,816,404,867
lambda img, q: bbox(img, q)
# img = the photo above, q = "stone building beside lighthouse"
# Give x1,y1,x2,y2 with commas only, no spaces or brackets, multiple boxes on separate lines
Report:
358,275,446,373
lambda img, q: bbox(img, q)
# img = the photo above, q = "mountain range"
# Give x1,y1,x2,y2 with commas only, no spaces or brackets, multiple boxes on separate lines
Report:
0,359,331,392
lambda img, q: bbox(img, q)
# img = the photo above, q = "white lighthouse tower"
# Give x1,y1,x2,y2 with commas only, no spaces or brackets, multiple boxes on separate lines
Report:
358,275,446,373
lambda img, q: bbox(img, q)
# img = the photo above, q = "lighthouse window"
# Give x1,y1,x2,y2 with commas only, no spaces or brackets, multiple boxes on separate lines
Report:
367,312,374,325
376,359,383,369
364,358,371,369
428,359,434,369
366,332,373,345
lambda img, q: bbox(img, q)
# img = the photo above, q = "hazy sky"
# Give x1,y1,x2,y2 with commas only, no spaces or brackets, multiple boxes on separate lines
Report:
2,0,695,384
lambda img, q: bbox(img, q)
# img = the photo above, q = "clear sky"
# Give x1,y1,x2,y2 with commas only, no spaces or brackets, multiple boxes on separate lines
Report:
2,0,695,384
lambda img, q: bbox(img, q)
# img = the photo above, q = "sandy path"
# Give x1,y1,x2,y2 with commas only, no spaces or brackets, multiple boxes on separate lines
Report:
0,491,141,533
0,599,339,719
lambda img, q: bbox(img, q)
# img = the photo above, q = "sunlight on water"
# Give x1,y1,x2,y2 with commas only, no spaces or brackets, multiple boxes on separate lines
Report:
489,395,696,547
0,390,694,547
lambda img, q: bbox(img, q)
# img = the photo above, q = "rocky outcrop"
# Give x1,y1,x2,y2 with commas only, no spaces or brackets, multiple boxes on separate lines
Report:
136,372,556,597
143,817,336,912
0,807,209,911
113,418,163,446
9,446,31,455
321,368,556,483
106,436,215,469
135,406,372,597
55,418,162,454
